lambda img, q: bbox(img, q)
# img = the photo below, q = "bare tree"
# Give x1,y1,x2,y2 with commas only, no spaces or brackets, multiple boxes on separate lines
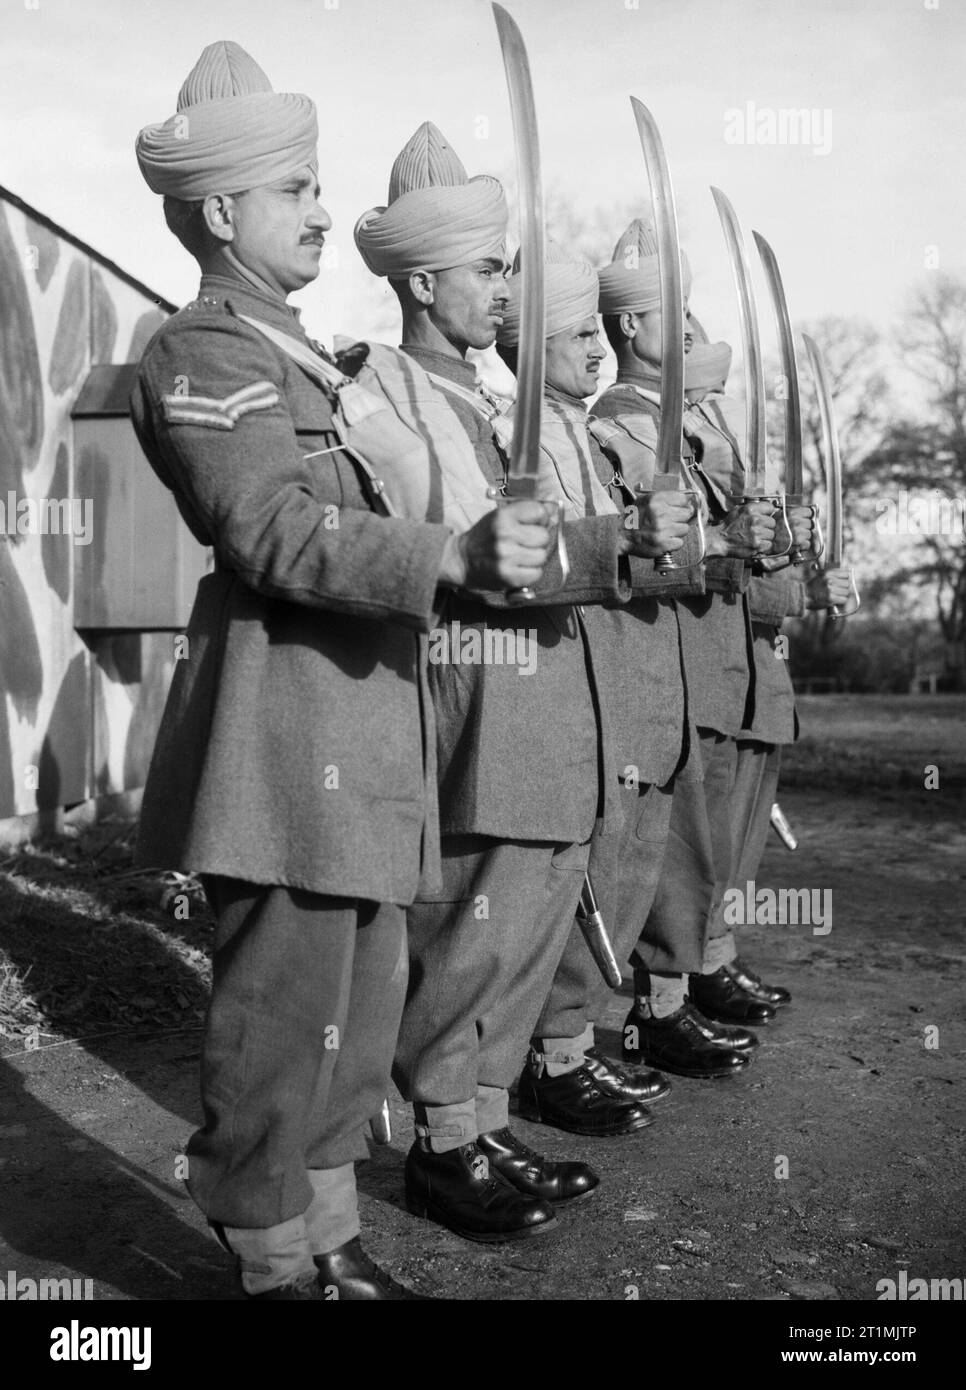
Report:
852,274,966,685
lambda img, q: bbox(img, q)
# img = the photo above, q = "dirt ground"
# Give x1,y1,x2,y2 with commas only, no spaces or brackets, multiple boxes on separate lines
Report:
1,696,964,1301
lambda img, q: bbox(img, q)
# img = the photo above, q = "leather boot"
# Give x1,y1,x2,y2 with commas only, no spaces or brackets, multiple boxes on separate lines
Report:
516,1060,652,1136
690,966,778,1025
622,999,750,1078
476,1126,598,1203
314,1237,432,1300
723,957,792,1006
583,1046,671,1104
405,1138,556,1243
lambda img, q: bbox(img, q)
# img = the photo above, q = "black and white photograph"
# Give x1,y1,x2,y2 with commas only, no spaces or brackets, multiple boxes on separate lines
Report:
0,0,963,1356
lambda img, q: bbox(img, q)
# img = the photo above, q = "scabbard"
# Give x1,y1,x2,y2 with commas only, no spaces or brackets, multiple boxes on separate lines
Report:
577,877,623,988
369,1099,392,1145
769,802,798,851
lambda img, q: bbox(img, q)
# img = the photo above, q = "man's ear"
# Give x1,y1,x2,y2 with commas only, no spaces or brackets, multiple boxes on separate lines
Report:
202,193,236,244
619,311,638,342
408,269,436,307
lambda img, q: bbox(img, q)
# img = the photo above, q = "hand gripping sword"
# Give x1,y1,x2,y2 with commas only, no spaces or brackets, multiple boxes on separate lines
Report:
753,231,823,564
630,97,704,574
710,188,786,555
492,3,567,601
802,335,861,618
494,5,616,987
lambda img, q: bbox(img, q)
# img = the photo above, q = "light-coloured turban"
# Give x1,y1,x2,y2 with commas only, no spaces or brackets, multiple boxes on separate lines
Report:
136,41,318,199
497,240,599,347
354,122,507,278
597,217,692,316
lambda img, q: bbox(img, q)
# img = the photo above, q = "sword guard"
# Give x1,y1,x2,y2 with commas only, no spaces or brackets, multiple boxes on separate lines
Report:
772,491,794,557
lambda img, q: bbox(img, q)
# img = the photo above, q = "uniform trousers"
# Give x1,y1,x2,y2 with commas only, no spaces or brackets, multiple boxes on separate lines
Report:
393,832,594,1143
632,729,738,975
187,876,407,1229
705,740,782,944
533,783,674,1044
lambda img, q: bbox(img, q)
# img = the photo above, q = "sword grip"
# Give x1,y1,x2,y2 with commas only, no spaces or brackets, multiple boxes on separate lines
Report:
829,567,861,619
506,499,568,604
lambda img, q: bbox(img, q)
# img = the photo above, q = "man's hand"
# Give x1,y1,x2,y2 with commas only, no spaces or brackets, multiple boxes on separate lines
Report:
438,500,552,591
619,492,693,558
806,567,853,611
782,503,816,553
707,500,777,559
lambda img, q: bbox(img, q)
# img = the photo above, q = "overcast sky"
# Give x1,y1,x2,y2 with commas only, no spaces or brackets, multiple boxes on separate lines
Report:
3,0,964,357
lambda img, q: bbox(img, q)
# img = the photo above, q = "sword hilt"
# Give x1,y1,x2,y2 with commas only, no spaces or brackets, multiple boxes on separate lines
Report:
490,485,568,604
640,475,703,575
829,565,861,619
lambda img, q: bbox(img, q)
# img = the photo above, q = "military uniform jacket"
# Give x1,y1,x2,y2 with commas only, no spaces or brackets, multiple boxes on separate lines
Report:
539,386,689,790
740,569,806,745
402,346,634,844
592,382,753,739
130,274,451,905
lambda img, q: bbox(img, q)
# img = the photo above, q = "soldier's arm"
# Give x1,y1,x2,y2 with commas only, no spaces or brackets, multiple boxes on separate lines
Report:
136,316,451,630
747,568,808,624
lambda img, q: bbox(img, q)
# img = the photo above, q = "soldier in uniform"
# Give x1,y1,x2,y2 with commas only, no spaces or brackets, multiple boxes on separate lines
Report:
131,44,551,1299
684,367,853,1004
594,220,784,1079
491,244,697,1128
353,126,679,1242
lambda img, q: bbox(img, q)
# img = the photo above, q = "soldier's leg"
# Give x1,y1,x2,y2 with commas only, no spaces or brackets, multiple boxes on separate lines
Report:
188,878,402,1296
518,786,675,1132
622,732,753,1078
393,836,562,1242
699,741,792,1010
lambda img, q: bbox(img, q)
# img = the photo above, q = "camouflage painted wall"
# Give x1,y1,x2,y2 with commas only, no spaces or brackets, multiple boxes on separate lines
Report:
0,192,182,826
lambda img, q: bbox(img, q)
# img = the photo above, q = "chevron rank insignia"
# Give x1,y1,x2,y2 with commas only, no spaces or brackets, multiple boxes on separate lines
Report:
161,380,280,430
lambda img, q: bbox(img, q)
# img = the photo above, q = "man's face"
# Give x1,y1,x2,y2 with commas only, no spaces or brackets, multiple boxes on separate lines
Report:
545,316,606,400
630,297,692,370
228,167,332,295
427,257,510,352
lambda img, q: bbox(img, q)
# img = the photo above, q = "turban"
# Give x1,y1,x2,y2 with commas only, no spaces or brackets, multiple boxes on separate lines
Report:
497,240,599,347
597,217,692,316
685,341,733,395
136,41,318,200
354,122,507,278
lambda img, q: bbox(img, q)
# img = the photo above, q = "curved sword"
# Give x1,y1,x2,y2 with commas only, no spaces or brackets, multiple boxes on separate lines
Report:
753,230,816,561
630,96,694,575
710,187,769,502
492,3,567,597
802,333,861,618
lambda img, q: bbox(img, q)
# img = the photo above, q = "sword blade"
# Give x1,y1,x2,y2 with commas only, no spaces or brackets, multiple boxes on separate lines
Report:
711,187,767,496
493,3,545,498
630,96,683,480
753,231,804,499
802,334,843,567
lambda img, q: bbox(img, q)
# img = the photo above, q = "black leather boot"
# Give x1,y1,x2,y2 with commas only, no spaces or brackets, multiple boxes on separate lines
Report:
622,998,750,1078
405,1138,557,1243
516,1060,652,1136
314,1237,432,1300
476,1126,598,1203
583,1046,671,1104
690,966,778,1025
723,957,792,1006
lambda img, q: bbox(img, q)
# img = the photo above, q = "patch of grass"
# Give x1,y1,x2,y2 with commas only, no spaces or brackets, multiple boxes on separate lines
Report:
0,819,212,1048
784,694,966,796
